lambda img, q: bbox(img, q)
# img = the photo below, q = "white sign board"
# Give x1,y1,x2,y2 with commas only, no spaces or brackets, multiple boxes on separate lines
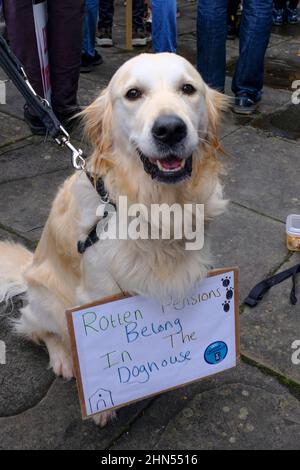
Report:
67,268,239,419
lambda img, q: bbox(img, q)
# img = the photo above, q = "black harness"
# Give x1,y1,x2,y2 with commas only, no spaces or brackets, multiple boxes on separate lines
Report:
77,173,116,255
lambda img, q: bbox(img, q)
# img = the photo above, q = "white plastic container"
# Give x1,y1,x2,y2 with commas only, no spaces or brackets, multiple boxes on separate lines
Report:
286,214,300,251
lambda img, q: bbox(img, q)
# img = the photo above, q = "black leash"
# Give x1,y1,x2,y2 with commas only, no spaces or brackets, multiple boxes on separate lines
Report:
244,263,300,308
0,34,85,170
0,35,117,255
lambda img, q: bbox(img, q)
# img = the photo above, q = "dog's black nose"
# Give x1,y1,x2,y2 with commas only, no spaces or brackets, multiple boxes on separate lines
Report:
152,115,187,145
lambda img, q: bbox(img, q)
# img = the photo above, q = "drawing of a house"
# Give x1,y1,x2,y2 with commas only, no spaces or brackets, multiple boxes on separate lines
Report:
88,388,114,415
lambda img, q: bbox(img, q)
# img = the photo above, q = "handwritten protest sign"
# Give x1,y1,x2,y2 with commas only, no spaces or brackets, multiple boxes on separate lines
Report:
67,268,239,419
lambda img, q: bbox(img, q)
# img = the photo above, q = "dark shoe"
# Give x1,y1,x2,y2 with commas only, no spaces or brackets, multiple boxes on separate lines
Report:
92,50,103,66
23,105,46,135
96,27,113,47
232,95,260,115
272,8,284,25
227,14,238,40
80,52,103,73
145,9,152,34
80,54,93,73
287,7,298,24
132,29,147,47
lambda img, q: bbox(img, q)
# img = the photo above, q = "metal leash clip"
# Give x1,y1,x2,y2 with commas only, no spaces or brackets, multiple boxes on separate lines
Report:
55,126,86,171
21,66,86,171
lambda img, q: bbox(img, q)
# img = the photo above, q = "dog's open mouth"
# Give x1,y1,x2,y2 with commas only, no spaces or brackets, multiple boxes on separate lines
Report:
138,151,193,184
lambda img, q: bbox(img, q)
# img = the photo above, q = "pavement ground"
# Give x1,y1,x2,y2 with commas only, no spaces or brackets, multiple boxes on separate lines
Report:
0,0,300,450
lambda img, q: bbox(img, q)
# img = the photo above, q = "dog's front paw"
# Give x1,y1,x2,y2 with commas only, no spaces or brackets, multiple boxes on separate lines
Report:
45,335,74,380
92,410,117,427
50,352,74,380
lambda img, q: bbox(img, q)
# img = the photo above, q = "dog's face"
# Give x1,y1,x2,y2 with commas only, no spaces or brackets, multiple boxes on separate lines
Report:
111,53,208,184
84,53,226,186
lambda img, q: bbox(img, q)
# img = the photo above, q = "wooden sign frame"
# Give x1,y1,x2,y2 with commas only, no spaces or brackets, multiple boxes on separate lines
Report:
66,267,240,419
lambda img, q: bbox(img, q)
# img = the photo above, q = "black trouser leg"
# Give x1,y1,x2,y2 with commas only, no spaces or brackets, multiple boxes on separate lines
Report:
274,0,286,8
133,0,146,30
228,0,241,16
47,0,84,113
98,0,114,29
2,0,44,99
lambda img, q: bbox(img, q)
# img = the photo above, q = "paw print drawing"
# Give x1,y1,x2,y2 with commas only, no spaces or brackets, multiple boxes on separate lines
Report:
226,287,234,300
223,300,230,312
222,276,231,288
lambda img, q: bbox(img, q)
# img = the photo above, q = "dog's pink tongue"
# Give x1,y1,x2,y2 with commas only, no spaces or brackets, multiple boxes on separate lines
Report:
160,157,182,170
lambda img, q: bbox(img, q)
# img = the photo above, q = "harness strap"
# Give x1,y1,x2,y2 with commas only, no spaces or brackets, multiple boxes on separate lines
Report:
77,173,116,254
78,224,100,255
244,263,300,308
85,171,116,206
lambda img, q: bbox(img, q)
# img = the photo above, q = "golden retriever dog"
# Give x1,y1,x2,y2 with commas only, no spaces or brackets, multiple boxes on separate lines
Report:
0,53,227,426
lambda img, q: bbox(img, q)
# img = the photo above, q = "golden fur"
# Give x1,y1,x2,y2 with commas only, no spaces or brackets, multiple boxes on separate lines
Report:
0,53,228,426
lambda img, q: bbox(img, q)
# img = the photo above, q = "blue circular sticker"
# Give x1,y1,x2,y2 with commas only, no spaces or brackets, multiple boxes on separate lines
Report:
204,341,228,365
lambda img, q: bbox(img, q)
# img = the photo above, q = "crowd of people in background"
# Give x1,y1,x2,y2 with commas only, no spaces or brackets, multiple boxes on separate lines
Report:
0,0,299,132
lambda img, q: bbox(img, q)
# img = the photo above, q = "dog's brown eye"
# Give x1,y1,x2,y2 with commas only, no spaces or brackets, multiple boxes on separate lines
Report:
125,88,142,101
181,84,196,96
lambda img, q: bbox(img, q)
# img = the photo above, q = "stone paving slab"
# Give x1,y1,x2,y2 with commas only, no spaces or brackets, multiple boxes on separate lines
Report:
222,127,300,222
0,377,149,450
0,112,31,149
210,203,287,302
0,315,54,418
86,49,136,86
0,226,35,252
0,138,72,184
0,229,54,417
0,70,26,120
0,168,73,241
220,86,291,139
241,254,300,385
264,39,300,91
112,363,300,450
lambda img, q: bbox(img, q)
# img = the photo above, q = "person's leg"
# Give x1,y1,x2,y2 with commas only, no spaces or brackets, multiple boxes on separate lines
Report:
197,0,227,91
47,0,84,114
2,0,43,98
287,0,299,23
273,0,286,25
98,0,114,30
2,0,47,133
273,0,286,7
82,0,100,58
227,0,241,40
232,0,273,101
132,0,147,46
228,0,241,16
133,0,146,30
152,0,177,53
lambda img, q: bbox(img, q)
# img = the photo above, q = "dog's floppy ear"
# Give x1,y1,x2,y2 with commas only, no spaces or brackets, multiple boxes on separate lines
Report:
81,87,113,155
205,86,229,150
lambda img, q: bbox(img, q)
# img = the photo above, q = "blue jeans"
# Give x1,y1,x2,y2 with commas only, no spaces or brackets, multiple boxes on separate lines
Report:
197,0,273,99
83,0,99,57
152,0,177,53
